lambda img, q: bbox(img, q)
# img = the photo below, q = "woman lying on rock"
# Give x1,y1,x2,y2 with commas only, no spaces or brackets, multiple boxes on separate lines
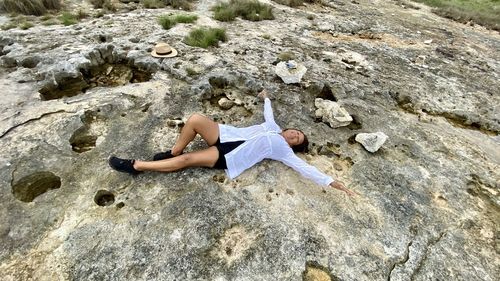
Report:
109,90,355,196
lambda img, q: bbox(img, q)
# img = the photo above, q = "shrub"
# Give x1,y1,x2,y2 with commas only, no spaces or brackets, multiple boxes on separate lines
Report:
212,0,274,22
184,27,227,48
142,0,165,9
212,2,236,21
59,12,77,25
0,0,61,16
158,15,175,29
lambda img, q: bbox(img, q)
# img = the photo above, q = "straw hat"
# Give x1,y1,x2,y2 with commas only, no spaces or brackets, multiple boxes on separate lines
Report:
151,42,178,58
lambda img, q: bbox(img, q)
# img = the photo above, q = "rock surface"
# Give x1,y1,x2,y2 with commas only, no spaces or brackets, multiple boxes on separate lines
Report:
355,132,388,152
0,0,499,281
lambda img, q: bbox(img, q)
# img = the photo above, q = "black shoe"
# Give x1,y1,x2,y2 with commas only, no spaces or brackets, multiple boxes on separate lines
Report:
108,156,142,175
153,150,179,161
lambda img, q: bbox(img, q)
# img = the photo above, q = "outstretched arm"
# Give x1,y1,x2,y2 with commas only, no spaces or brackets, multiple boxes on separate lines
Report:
330,181,356,196
258,90,275,124
274,149,356,196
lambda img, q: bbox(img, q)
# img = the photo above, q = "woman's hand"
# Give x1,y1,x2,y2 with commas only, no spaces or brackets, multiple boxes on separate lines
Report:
258,89,268,100
330,181,357,196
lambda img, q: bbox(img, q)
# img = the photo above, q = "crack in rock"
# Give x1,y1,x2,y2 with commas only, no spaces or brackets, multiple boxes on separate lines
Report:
0,110,68,139
387,240,413,281
410,231,447,281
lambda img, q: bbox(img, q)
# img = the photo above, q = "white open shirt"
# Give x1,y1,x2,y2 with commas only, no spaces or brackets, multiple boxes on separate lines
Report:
218,98,334,187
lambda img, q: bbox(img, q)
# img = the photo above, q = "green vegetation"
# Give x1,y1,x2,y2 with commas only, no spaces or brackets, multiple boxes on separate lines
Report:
185,67,198,76
158,13,198,30
412,0,499,30
174,14,198,23
277,51,295,62
0,0,61,16
272,0,321,8
19,20,34,29
59,12,77,26
212,0,274,22
142,0,165,9
262,34,271,39
1,21,17,30
184,27,227,48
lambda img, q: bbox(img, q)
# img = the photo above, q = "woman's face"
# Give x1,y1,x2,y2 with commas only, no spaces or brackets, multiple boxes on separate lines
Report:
283,129,304,146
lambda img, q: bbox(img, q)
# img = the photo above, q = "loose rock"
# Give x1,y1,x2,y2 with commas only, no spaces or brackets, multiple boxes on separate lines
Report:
275,60,307,84
315,98,353,128
355,132,388,152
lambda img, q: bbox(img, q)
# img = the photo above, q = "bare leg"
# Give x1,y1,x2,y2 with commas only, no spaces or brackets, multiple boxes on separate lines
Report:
171,114,219,156
135,146,219,172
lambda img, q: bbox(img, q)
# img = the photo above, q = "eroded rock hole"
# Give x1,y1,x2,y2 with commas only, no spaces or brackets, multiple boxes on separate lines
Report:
12,171,61,202
316,84,337,102
39,63,153,100
94,190,115,206
302,261,339,281
347,114,362,130
70,127,97,153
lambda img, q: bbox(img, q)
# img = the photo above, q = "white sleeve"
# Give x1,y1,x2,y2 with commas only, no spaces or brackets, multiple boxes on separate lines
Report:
274,149,334,187
264,98,275,124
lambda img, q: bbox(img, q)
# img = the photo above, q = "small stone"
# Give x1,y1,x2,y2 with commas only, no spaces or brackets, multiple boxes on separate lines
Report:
266,194,272,201
166,119,184,127
275,60,307,84
268,188,274,193
424,39,433,45
218,97,234,110
355,132,388,153
286,189,295,195
315,98,353,128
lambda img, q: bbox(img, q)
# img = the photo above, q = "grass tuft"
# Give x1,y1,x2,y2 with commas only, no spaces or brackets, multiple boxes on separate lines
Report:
212,0,274,22
158,15,176,29
184,27,227,48
173,13,198,23
59,12,77,26
19,21,34,29
158,13,198,29
0,0,62,16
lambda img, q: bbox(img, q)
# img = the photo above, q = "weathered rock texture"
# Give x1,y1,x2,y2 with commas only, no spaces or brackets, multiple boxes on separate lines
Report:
0,0,499,280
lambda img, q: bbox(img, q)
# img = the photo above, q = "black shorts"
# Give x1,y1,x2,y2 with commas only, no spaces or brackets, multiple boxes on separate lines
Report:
213,137,244,169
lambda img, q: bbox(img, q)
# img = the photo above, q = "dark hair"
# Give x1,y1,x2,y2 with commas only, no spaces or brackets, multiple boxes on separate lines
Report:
285,128,309,153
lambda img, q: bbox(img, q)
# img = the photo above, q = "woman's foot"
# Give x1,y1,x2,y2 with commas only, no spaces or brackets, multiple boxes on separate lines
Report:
108,156,142,175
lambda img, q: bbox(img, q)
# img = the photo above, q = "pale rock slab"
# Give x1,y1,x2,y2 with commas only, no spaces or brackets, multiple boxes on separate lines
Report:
314,98,353,128
355,132,388,152
275,60,307,84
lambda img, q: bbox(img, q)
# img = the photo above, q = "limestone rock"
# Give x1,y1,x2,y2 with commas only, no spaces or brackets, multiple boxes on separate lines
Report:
275,60,307,84
314,98,353,128
355,132,388,152
218,97,234,110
